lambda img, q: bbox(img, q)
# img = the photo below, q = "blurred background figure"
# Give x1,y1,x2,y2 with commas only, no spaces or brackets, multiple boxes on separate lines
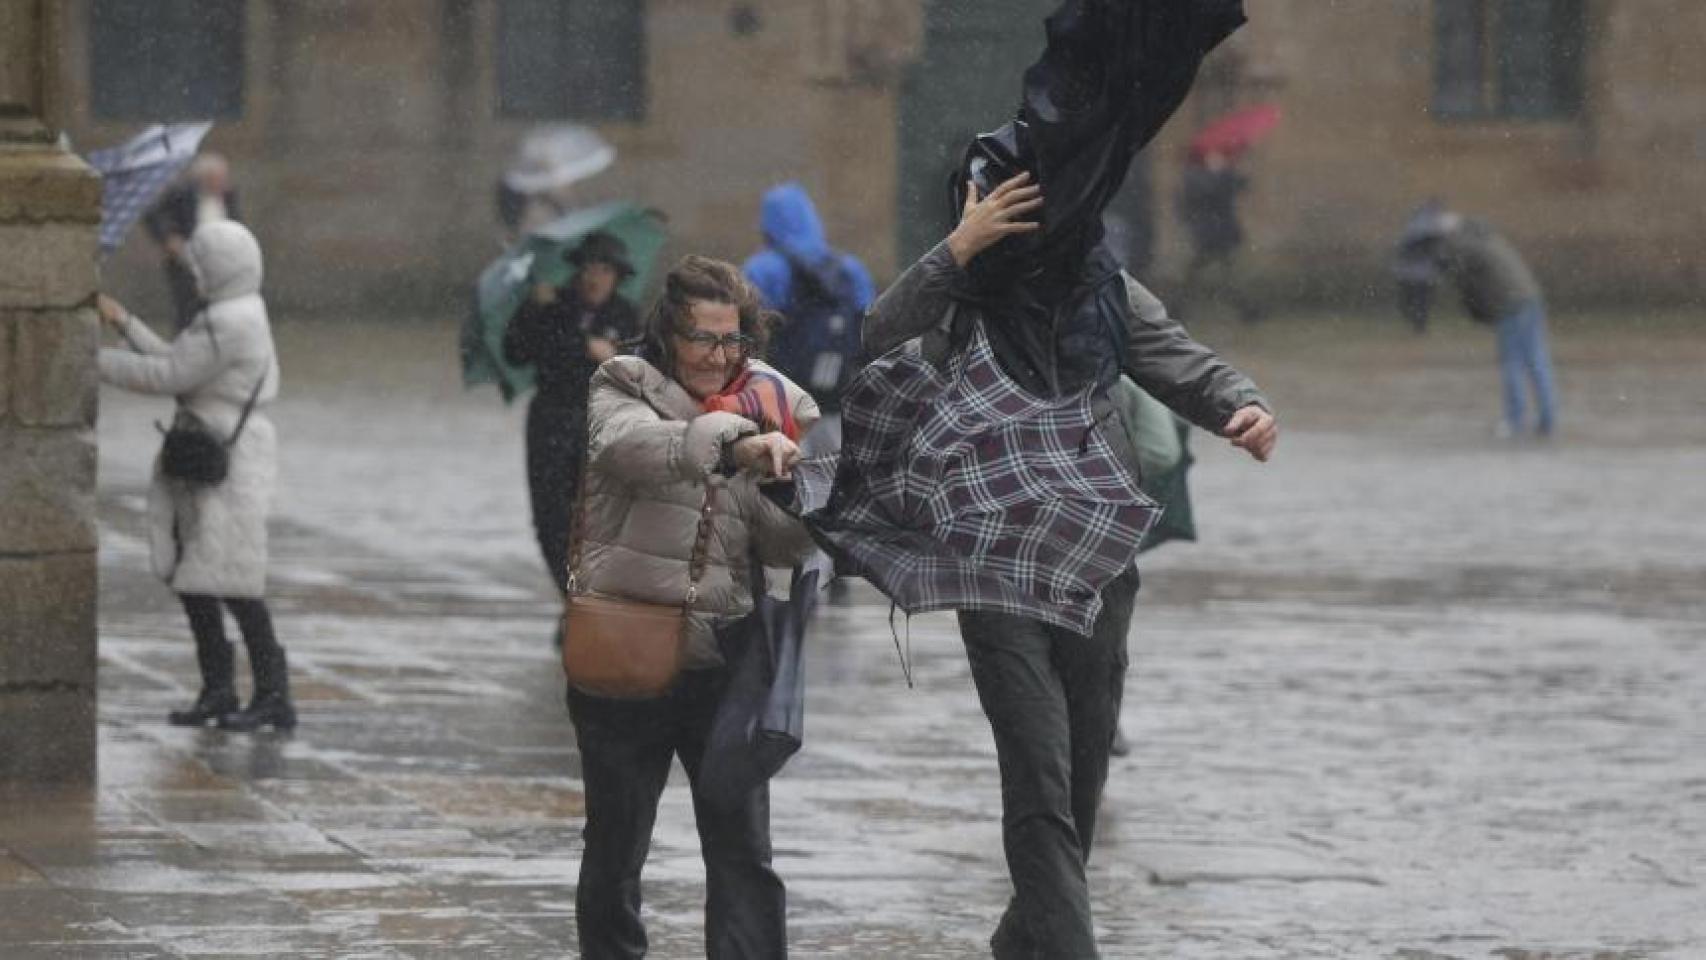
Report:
504,231,642,604
1175,148,1261,324
742,182,876,459
144,151,240,332
1172,102,1279,325
1395,202,1559,439
495,125,616,243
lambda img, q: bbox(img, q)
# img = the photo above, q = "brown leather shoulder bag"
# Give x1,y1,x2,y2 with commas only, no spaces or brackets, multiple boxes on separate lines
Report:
561,476,719,699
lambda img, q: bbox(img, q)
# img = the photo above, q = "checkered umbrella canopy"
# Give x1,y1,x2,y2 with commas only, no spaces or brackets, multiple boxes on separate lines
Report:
85,122,213,254
800,323,1159,637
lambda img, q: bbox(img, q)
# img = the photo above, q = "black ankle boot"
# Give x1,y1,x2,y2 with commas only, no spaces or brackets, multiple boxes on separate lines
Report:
218,692,297,733
168,688,240,727
1109,724,1132,758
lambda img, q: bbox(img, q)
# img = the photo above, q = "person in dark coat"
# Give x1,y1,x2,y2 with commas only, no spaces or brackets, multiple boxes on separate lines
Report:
1176,148,1263,323
1394,204,1558,437
144,153,241,332
827,3,1275,956
504,231,641,598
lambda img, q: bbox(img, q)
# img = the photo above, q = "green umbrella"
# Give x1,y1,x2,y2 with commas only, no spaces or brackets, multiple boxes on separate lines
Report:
1108,375,1197,553
462,201,667,403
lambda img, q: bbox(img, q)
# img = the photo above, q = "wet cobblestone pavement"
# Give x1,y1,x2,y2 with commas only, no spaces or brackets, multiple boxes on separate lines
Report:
4,314,1704,957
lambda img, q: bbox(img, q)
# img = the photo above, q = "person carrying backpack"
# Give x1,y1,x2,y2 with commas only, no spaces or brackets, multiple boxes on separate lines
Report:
742,182,876,457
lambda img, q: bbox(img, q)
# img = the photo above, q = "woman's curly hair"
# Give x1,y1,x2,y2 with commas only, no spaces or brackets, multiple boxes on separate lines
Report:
640,255,777,370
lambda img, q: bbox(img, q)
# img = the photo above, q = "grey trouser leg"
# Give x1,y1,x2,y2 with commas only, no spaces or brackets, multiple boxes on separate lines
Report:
959,568,1139,959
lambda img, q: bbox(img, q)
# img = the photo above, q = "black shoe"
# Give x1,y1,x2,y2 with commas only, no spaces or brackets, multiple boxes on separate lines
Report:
1109,725,1132,758
168,689,240,727
218,692,297,733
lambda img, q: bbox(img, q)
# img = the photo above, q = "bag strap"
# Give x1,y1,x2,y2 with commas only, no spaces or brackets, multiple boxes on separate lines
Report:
173,321,219,407
566,449,720,609
170,321,269,447
224,366,269,448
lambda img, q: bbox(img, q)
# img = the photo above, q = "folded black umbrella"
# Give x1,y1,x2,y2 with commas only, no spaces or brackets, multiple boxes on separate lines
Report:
699,558,820,812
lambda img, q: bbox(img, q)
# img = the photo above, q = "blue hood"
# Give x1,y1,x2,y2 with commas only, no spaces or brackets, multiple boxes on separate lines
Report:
761,182,830,263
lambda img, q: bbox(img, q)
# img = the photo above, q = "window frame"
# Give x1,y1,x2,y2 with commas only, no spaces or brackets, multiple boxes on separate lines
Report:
1431,0,1586,123
495,0,648,123
89,0,246,121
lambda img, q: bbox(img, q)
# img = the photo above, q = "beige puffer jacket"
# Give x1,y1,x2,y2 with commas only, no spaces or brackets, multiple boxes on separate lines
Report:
578,356,821,669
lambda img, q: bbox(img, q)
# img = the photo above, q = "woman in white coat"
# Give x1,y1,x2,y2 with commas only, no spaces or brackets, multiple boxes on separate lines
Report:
97,220,295,733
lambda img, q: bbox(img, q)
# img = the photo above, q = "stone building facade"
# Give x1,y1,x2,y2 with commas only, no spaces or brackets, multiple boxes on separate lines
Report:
52,0,1706,320
1,0,102,788
58,0,922,320
1161,0,1706,306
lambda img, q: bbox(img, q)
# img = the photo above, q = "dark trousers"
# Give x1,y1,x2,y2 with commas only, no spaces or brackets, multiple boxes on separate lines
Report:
1179,248,1263,324
179,594,289,698
568,669,787,960
957,568,1140,960
525,392,589,595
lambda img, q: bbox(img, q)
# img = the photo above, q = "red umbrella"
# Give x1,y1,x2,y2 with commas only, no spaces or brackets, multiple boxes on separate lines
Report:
1190,102,1282,159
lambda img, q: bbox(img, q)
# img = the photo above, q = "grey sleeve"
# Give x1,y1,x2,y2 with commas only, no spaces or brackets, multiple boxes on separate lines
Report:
862,240,964,357
1120,273,1269,433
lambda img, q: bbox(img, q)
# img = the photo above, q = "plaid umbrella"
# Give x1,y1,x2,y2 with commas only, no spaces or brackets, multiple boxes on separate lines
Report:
85,122,213,254
462,201,666,403
799,324,1160,637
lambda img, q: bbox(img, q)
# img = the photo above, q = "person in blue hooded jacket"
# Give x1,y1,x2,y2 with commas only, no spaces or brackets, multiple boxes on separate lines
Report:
742,183,876,457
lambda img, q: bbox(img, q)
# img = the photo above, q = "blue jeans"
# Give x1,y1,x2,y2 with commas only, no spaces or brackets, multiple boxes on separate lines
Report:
1495,301,1558,435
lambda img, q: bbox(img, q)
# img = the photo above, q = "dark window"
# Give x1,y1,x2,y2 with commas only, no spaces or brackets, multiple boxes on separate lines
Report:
1433,0,1488,118
1433,0,1585,121
90,0,245,120
498,0,647,121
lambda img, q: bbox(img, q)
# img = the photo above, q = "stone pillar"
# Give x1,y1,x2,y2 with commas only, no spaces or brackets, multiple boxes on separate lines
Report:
0,0,102,788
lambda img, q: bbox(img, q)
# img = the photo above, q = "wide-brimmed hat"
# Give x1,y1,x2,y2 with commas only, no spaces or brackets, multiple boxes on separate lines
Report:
565,231,635,278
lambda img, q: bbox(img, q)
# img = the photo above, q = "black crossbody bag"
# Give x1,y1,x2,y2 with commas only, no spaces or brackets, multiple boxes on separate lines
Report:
157,325,268,488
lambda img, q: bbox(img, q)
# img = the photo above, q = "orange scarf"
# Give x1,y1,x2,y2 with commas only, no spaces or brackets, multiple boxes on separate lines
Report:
701,367,801,440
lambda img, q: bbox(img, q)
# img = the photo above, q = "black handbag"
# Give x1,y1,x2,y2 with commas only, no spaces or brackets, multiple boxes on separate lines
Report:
159,360,267,488
698,555,819,811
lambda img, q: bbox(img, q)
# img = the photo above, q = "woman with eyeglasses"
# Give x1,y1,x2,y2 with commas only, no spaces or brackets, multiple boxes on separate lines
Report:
568,255,819,959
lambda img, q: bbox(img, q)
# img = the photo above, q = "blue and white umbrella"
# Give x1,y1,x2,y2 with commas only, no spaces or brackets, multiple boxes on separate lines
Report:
85,121,213,254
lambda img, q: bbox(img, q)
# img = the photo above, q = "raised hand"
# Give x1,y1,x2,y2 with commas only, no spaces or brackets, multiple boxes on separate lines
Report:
946,172,1043,268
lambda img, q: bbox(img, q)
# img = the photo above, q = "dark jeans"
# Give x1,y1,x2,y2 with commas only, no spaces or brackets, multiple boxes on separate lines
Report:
567,669,787,960
525,392,589,595
958,568,1140,960
1179,248,1262,324
179,594,288,698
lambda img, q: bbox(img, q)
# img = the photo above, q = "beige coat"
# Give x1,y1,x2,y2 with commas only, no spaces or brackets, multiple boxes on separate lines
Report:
579,356,820,669
99,221,280,598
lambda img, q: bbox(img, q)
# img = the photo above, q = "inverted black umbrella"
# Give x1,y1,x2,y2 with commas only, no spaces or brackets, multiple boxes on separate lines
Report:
952,0,1250,396
698,558,820,812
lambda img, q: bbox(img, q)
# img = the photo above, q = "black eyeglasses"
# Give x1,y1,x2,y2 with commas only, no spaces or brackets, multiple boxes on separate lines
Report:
676,330,756,355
